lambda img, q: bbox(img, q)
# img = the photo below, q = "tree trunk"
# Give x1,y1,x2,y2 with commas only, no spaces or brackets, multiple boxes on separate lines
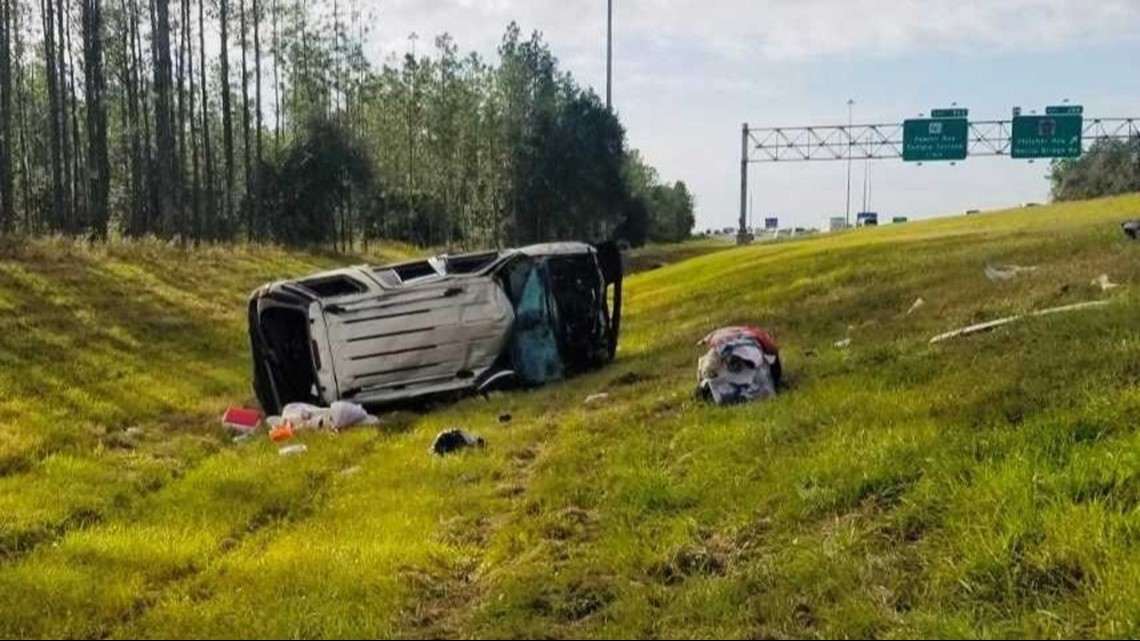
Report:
116,13,132,233
65,0,85,231
271,0,279,148
151,0,177,235
56,0,72,231
41,0,65,230
239,0,251,240
119,0,139,235
252,0,261,238
183,0,199,243
82,0,110,238
13,0,34,230
297,0,307,123
197,0,212,239
219,0,234,229
175,0,187,239
130,0,152,235
0,0,12,232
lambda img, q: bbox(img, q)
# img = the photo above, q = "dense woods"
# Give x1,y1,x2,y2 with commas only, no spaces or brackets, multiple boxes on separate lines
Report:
0,2,694,249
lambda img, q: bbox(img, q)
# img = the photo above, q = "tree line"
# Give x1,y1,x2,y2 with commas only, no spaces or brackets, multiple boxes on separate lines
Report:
1050,137,1140,203
0,1,695,249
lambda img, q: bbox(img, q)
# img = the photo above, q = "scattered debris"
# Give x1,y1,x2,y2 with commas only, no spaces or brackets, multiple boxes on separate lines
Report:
431,429,486,456
124,427,144,438
232,432,255,444
1092,274,1120,291
222,407,264,433
103,431,139,450
906,297,926,315
275,401,377,432
1123,220,1139,240
278,444,308,457
984,263,1039,283
584,393,610,406
834,338,852,349
498,413,513,424
269,423,295,442
929,300,1110,344
696,326,782,406
340,466,362,477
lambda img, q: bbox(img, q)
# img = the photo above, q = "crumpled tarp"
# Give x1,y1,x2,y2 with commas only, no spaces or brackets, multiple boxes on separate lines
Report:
696,326,781,406
274,401,377,431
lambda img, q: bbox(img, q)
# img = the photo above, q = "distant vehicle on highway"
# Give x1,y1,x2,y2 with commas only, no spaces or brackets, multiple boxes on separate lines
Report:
892,216,908,224
1021,202,1040,208
965,209,981,215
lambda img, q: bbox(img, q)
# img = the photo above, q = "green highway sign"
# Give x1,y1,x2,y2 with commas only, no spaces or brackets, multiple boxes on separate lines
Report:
931,108,968,118
1011,114,1083,159
903,118,969,162
1046,105,1083,116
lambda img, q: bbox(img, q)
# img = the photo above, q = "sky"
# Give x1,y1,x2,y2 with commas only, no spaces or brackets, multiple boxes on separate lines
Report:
363,0,1140,230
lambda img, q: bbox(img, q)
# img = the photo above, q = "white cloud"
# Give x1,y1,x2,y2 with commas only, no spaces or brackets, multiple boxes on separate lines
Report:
358,1,1140,229
366,0,1140,62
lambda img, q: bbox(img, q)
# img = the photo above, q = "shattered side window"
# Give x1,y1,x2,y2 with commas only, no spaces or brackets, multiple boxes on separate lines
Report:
444,251,500,274
496,255,536,305
392,261,439,282
372,269,401,288
298,275,367,298
510,262,565,385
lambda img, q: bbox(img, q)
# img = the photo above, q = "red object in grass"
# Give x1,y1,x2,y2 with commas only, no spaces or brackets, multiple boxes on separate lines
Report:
222,407,264,432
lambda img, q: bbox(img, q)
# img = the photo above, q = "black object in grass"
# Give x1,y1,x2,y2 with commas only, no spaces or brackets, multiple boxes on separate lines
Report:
1123,220,1139,240
431,429,486,456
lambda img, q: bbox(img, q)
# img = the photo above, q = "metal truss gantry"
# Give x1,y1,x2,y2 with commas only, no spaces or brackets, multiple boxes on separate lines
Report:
737,117,1140,243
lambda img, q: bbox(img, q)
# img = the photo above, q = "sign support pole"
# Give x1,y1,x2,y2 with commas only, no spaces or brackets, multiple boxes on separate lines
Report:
739,123,750,245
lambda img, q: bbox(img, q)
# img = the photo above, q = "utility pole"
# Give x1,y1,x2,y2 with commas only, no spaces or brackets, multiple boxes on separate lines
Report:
606,0,612,110
739,122,749,245
845,98,854,227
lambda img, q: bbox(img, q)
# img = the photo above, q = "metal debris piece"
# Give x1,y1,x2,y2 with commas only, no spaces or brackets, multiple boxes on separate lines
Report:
929,300,1110,344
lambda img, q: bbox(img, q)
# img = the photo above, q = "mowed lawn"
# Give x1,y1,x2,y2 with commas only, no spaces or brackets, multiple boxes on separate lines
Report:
2,195,1140,639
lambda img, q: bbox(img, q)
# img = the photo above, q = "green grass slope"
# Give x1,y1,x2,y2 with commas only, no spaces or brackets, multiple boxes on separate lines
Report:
1,196,1139,639
626,237,733,274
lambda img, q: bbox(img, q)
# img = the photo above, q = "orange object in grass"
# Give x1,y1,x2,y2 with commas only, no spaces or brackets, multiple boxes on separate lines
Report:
269,422,295,442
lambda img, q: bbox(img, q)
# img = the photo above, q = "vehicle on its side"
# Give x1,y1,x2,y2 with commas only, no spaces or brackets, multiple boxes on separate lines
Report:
248,242,624,414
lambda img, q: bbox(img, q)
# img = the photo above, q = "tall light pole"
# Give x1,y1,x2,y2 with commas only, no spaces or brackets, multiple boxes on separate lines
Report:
606,0,613,110
845,98,855,227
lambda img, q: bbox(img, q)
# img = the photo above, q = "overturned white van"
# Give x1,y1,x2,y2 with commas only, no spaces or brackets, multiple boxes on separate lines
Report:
248,242,624,413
